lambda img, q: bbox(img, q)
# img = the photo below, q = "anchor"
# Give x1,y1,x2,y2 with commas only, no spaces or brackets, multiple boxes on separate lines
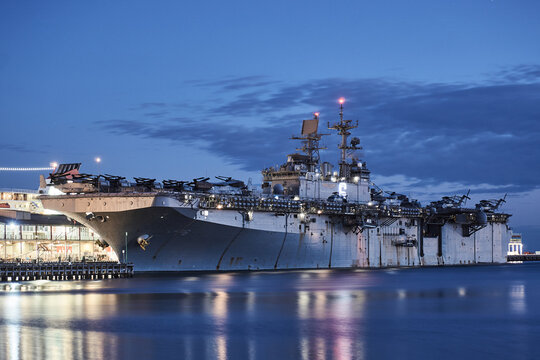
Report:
137,234,153,251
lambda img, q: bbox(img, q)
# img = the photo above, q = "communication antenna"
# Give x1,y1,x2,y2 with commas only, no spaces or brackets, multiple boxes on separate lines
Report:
328,98,359,178
291,112,328,172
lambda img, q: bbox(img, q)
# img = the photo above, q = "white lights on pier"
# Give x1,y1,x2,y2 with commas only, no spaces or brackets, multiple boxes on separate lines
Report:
0,167,55,171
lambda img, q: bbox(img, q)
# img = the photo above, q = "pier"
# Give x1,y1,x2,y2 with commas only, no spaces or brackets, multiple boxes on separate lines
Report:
507,254,540,262
0,261,133,282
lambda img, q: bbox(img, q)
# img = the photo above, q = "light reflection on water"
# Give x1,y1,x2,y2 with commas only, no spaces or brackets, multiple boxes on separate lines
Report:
509,283,526,314
0,264,539,360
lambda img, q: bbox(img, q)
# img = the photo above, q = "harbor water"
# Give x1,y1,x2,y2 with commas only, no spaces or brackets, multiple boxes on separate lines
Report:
1,263,539,360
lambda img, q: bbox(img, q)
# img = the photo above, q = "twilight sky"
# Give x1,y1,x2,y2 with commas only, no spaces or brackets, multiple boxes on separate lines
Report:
1,1,539,243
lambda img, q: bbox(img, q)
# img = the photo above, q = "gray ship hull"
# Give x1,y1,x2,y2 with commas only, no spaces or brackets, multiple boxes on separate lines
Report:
65,206,354,272
43,194,510,272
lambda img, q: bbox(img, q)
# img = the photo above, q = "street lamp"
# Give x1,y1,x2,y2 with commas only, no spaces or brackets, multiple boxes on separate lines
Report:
95,157,102,177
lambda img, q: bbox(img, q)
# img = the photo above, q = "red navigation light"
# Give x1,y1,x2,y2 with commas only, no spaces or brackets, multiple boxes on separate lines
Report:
314,112,320,117
338,97,345,104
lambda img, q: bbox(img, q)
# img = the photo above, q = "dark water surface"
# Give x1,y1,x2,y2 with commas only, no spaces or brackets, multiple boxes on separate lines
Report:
1,263,539,360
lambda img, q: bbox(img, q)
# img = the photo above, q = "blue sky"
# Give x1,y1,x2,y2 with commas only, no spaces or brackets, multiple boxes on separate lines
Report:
1,1,539,245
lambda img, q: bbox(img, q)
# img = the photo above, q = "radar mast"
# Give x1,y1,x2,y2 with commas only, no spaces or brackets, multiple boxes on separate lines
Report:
291,112,328,172
328,98,360,178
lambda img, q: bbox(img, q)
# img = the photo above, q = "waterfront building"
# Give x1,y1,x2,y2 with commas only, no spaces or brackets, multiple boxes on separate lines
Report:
507,233,523,255
0,188,117,262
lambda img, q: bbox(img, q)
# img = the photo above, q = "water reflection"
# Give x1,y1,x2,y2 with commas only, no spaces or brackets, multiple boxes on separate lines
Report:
0,289,120,360
297,290,365,360
4,295,20,360
0,264,539,359
509,283,526,314
211,291,228,360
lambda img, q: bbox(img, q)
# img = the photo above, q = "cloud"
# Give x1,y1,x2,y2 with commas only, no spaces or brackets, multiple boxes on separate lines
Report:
0,143,39,154
493,64,540,83
98,115,302,172
97,64,540,196
143,111,169,118
129,102,168,111
192,76,280,91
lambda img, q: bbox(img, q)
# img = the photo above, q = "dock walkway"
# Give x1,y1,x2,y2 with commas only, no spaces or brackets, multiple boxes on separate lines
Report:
507,254,540,262
0,261,133,282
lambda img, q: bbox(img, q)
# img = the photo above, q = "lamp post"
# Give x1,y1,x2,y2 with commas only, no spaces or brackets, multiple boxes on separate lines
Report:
124,231,128,264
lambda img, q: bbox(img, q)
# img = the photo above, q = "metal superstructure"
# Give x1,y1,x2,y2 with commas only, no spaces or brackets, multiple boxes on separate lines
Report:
328,98,361,179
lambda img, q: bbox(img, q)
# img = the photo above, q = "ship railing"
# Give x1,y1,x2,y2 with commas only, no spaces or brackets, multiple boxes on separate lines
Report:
192,193,424,218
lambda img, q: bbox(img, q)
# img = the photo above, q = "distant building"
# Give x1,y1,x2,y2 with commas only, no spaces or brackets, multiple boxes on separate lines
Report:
507,233,523,255
0,188,116,262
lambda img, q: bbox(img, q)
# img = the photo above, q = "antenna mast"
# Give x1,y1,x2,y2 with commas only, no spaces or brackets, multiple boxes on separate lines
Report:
328,98,359,179
291,112,328,172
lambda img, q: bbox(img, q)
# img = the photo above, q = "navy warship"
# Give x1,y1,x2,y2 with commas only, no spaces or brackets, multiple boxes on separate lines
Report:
39,99,511,271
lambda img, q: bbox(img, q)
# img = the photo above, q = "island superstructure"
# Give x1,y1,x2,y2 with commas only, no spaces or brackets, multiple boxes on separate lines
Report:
39,100,512,271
